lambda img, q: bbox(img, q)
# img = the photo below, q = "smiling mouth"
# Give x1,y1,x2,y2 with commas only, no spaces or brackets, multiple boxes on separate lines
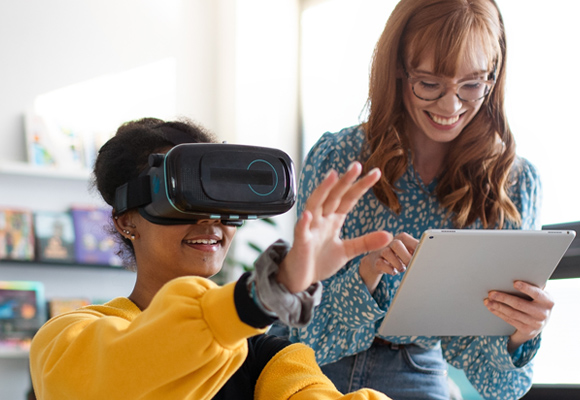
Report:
184,239,219,245
427,112,461,126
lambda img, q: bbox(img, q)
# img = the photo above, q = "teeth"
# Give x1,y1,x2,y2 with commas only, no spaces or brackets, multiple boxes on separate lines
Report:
430,113,460,126
185,239,218,245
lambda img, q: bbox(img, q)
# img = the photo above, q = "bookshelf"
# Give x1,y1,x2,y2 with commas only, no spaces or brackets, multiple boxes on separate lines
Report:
0,164,136,355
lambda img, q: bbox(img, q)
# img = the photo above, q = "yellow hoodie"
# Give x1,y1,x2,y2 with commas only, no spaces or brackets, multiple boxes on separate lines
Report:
30,276,390,400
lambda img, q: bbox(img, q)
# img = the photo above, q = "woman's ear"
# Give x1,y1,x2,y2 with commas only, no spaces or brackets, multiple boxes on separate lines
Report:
113,211,138,241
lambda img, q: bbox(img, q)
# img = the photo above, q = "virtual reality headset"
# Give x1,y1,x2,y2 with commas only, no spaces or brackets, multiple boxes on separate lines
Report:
113,143,296,226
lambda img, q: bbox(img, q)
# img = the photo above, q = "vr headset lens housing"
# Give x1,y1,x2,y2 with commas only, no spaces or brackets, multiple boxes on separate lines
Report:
114,143,296,225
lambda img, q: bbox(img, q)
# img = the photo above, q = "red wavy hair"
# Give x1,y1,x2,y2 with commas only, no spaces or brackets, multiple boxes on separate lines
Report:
363,0,520,228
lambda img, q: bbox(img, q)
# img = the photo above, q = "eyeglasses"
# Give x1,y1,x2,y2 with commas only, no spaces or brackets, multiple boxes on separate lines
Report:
402,64,496,102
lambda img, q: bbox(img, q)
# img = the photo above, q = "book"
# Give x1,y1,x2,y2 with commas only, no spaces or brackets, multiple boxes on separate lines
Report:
0,280,46,343
33,211,76,263
24,111,86,169
71,207,122,267
24,111,114,170
23,112,57,167
0,209,35,261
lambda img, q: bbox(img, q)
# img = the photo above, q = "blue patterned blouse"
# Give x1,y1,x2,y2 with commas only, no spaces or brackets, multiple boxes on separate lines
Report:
288,125,543,400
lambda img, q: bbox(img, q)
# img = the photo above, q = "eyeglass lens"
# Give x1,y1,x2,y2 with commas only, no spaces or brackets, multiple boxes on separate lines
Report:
413,79,491,101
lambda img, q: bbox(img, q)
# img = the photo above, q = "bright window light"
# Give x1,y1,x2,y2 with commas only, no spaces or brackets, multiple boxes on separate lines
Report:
29,58,177,170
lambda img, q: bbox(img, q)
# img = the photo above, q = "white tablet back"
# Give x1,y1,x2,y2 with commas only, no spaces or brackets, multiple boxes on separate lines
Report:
378,229,575,336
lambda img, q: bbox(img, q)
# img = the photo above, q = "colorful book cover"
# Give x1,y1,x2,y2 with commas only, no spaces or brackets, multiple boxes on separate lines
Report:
33,211,76,263
23,112,57,167
24,111,86,169
0,209,35,261
24,111,114,170
0,281,46,342
71,207,122,267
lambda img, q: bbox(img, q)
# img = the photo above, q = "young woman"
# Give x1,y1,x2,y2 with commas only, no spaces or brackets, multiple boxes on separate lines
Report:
277,1,553,399
29,117,393,400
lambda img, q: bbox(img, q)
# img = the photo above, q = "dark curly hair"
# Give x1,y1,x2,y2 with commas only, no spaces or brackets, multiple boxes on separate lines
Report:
92,117,217,269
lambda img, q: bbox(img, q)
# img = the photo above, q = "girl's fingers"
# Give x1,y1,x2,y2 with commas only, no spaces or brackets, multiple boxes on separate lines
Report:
306,162,378,218
334,167,381,215
343,231,392,260
320,162,364,216
293,210,313,243
302,169,339,217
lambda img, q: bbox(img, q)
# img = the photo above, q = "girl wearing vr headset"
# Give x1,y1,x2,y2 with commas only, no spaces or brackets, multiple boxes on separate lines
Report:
271,1,552,399
29,117,394,400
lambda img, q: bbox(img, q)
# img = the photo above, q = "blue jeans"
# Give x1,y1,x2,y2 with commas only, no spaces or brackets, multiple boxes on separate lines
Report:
268,325,449,400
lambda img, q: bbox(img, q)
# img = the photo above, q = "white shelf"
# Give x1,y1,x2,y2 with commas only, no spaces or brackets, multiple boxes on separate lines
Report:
0,346,30,359
0,161,91,180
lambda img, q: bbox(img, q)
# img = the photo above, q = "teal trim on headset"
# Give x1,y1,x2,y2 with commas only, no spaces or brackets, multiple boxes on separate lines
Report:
247,159,278,196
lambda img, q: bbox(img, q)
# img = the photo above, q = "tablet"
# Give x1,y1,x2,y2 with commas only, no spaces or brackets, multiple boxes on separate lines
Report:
377,229,576,337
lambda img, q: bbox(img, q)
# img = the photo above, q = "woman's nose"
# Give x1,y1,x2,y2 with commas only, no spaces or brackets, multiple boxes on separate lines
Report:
437,90,463,114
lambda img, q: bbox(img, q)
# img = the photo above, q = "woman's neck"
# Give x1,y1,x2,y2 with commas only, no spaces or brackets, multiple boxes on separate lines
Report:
407,132,450,185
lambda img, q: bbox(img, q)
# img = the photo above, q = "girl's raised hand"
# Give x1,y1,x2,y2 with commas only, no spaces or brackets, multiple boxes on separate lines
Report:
276,162,392,293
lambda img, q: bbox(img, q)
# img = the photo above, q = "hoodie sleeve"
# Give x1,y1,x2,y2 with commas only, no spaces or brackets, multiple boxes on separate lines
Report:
30,276,269,400
255,343,392,400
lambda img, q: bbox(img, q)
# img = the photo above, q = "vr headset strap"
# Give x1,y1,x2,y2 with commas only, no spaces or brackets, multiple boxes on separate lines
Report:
160,126,197,146
113,176,152,215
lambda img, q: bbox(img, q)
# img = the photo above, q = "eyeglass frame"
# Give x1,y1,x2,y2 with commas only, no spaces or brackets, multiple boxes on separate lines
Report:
401,63,497,103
